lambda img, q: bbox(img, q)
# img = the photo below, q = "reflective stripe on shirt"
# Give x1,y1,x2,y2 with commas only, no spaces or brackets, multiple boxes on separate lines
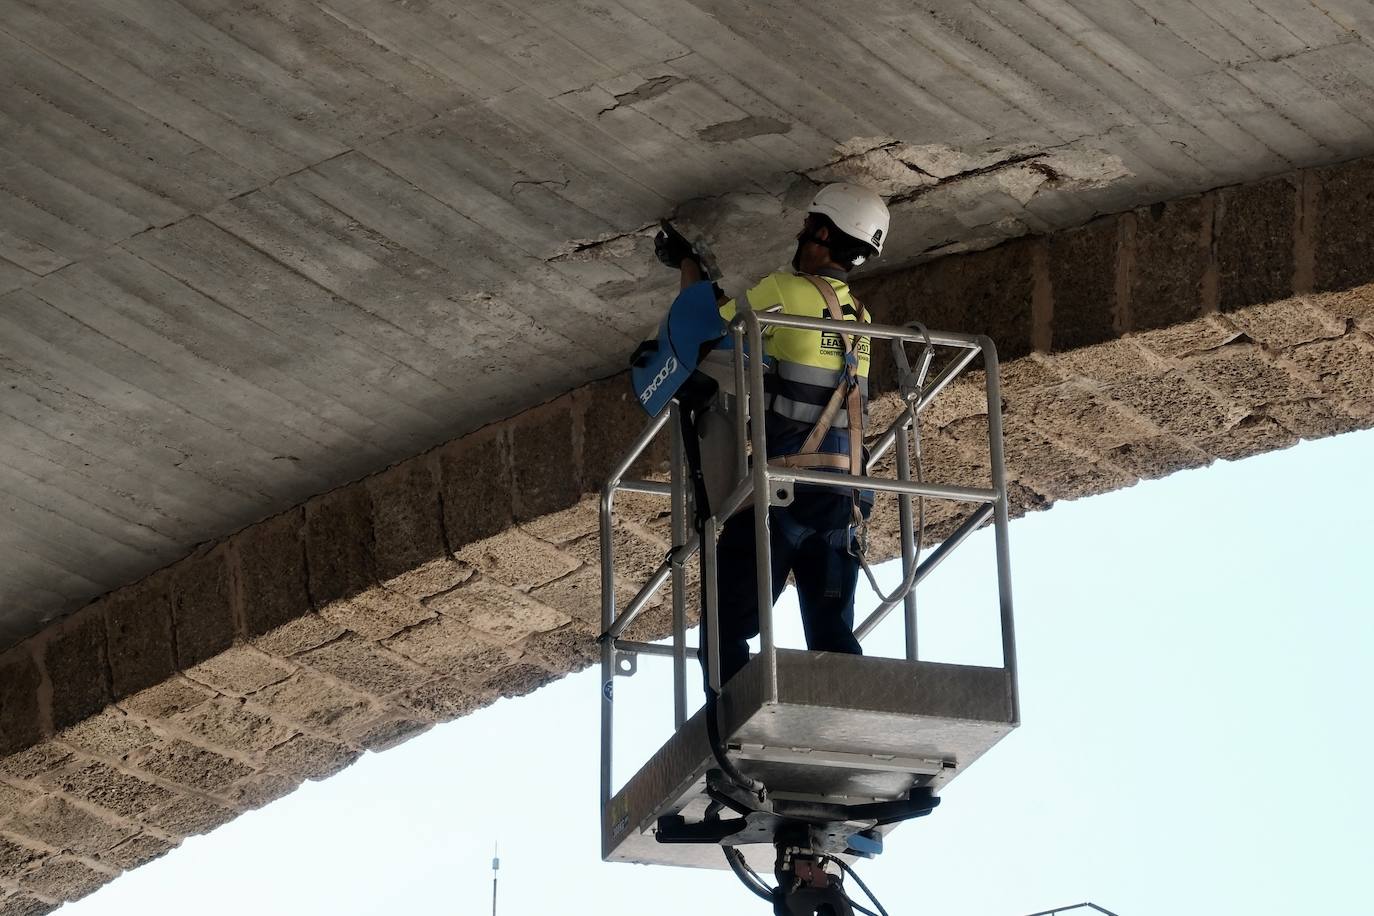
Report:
718,271,871,431
766,361,870,428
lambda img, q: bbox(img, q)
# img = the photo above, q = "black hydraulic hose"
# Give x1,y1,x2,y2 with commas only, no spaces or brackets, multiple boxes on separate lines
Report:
834,859,890,916
705,688,766,801
680,401,767,804
724,847,775,903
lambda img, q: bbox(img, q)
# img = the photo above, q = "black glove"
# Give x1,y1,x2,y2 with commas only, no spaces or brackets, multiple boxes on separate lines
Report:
654,220,698,270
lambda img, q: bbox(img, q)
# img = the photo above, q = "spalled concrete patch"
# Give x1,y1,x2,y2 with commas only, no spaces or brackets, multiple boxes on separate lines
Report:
698,116,790,143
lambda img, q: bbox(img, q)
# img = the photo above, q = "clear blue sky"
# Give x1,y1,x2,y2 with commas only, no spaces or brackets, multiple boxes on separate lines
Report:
68,428,1374,916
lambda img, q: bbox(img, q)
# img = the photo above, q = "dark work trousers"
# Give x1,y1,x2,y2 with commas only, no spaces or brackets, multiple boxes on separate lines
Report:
707,492,864,689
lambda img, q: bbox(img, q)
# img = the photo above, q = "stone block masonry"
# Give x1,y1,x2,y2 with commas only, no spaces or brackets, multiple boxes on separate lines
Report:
2,158,1373,912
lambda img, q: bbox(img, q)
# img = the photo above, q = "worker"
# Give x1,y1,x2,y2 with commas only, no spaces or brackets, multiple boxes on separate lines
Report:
653,184,890,687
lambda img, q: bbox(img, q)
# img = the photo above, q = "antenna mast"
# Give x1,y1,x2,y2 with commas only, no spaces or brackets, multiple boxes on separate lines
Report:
491,842,500,916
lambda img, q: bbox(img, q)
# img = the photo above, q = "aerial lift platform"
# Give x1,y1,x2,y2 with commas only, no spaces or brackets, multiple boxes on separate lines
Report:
598,307,1018,912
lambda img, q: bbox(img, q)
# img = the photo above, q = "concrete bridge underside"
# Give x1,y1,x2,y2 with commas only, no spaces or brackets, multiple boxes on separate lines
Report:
2,1,1374,911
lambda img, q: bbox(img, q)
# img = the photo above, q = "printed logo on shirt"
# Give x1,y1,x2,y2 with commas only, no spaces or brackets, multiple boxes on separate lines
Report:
820,332,871,357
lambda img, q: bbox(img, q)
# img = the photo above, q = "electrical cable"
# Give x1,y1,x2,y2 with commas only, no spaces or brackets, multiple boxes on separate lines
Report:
735,850,769,890
680,402,766,805
848,900,881,916
705,689,766,802
833,858,890,916
723,847,775,903
855,400,926,613
853,323,934,614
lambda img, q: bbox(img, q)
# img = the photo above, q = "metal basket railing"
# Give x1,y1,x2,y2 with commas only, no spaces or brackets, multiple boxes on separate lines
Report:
597,308,1018,808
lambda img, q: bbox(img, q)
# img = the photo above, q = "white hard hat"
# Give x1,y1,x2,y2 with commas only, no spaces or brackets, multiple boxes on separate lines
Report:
808,183,890,257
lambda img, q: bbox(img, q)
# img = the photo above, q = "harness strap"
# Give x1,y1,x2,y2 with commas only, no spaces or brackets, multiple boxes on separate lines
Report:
796,275,867,477
769,453,852,471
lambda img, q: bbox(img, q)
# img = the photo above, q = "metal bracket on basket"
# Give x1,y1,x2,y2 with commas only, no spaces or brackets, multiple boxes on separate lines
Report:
891,326,936,403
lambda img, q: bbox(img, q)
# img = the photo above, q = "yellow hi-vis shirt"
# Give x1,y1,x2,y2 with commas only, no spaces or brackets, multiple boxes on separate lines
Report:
715,271,871,430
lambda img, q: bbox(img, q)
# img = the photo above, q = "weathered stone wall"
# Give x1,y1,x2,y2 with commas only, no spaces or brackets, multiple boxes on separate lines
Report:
1,159,1372,914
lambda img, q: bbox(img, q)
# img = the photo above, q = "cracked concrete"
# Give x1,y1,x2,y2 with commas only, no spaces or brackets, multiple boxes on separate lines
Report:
698,115,791,143
596,75,686,116
651,136,1131,291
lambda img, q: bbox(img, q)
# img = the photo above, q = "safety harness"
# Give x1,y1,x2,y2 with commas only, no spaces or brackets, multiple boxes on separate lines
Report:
767,273,868,479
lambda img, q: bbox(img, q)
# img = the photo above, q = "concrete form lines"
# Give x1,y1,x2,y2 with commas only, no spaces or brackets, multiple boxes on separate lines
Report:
197,194,473,391
1125,0,1260,66
166,0,450,135
505,0,689,80
1312,0,1374,37
121,216,461,427
799,0,1024,140
1247,0,1354,48
0,112,187,231
1114,1,1334,170
0,0,303,180
13,280,348,486
1183,0,1311,58
0,412,206,536
0,297,288,506
1019,0,1276,173
0,460,173,558
237,175,590,389
31,261,390,466
0,148,154,247
0,54,257,213
0,541,104,601
296,151,626,363
880,5,1092,142
706,0,990,142
105,244,434,447
313,0,527,101
38,0,347,164
618,0,873,144
492,84,701,209
0,509,152,612
965,0,1217,186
